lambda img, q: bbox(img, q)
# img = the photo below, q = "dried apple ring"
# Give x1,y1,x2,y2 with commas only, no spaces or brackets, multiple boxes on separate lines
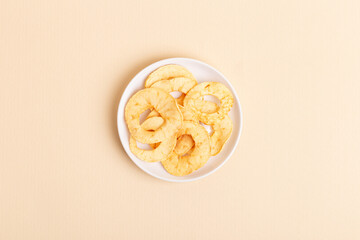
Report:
184,82,234,124
129,135,176,162
151,77,197,106
210,115,233,156
125,88,182,144
161,121,210,176
141,117,164,131
174,134,194,156
145,64,196,88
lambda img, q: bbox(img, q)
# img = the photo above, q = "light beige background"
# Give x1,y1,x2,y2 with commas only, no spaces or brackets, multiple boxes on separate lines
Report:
1,0,360,239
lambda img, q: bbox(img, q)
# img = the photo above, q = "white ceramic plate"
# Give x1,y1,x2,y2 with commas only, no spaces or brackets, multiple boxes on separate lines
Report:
117,58,243,182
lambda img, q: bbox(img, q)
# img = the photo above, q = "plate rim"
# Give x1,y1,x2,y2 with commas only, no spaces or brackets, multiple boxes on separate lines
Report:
117,57,243,182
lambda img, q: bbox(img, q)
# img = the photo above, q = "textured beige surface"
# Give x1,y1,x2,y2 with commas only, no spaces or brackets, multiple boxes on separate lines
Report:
0,0,360,239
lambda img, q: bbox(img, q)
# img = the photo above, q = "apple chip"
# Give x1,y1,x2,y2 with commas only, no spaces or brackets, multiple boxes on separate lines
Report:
184,82,234,124
161,121,210,176
125,88,182,144
210,115,233,156
145,64,197,88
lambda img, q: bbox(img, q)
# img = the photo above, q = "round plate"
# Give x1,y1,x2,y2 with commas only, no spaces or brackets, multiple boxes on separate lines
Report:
117,58,243,182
